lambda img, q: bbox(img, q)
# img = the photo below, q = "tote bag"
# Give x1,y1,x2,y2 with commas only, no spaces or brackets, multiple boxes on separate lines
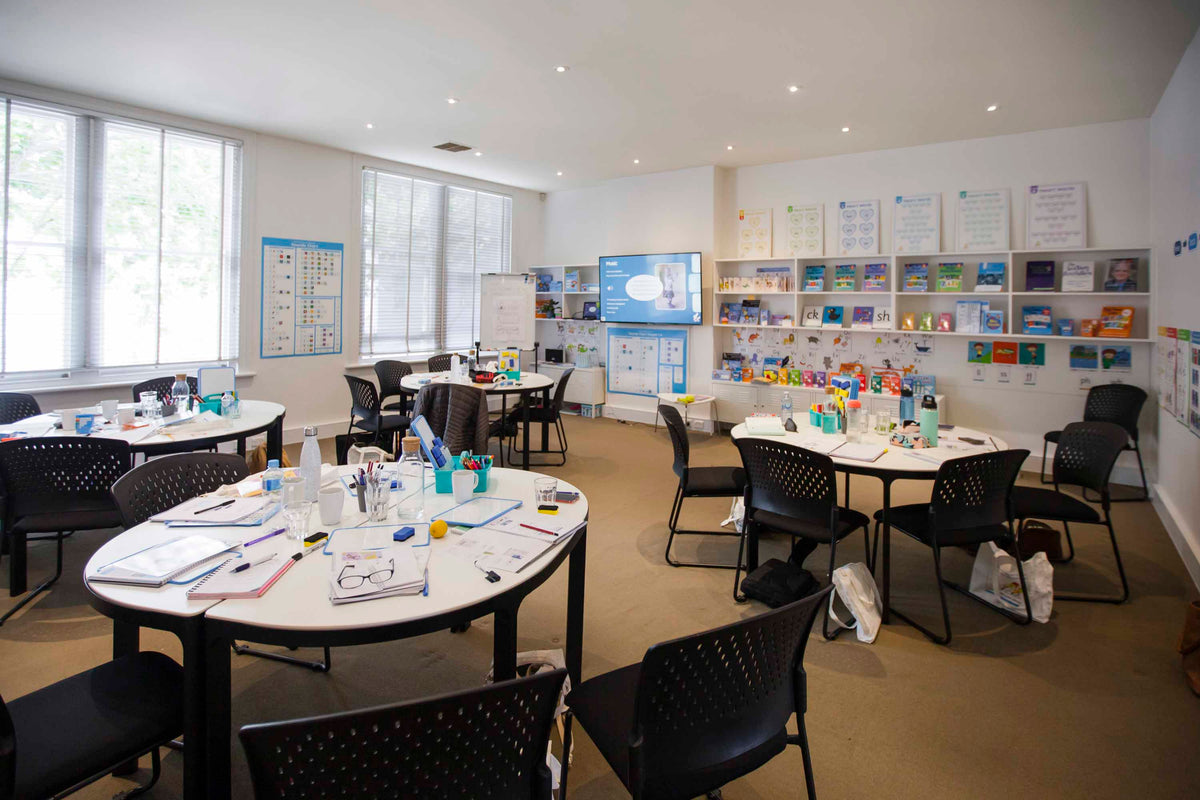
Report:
827,562,883,643
968,542,1054,623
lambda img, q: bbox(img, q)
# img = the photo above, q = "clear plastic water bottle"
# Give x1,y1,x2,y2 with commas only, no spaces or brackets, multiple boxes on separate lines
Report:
396,436,426,521
300,425,321,502
781,391,796,432
170,373,190,413
220,391,234,416
262,459,283,507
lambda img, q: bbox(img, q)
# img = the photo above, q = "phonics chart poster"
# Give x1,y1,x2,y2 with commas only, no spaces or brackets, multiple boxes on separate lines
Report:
956,189,1010,251
837,199,880,257
892,193,941,253
261,237,343,358
1026,182,1087,250
606,327,687,397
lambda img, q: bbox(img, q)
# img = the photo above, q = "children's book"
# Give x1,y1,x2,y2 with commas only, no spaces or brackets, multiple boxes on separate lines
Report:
719,302,741,325
741,299,761,326
901,312,916,331
955,300,986,333
852,306,874,329
872,307,892,329
1097,306,1134,338
1021,305,1053,335
1103,259,1138,291
803,265,826,291
863,263,887,291
937,312,953,332
982,309,1005,334
801,306,823,328
564,269,580,292
1057,319,1075,336
833,264,856,291
1079,318,1099,337
936,262,963,292
902,263,928,292
1061,261,1095,292
918,311,934,332
821,306,844,328
721,352,743,372
768,312,793,327
974,262,1005,292
1025,260,1055,291
802,370,814,387
535,273,553,292
814,371,827,388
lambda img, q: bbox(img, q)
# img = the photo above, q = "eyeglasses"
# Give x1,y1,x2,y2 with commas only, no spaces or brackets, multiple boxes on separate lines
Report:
337,559,394,590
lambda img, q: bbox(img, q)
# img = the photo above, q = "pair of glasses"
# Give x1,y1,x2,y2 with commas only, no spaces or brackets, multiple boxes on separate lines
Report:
337,559,395,589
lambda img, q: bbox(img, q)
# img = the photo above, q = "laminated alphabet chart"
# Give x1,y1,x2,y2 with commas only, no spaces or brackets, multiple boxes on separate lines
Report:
606,327,687,397
956,189,1010,251
1026,182,1087,250
892,193,941,253
837,199,880,257
261,237,343,358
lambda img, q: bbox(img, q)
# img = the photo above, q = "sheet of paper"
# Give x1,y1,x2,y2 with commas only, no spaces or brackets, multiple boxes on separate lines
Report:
892,193,941,253
483,511,582,542
1026,182,1086,249
956,189,1010,251
442,527,554,572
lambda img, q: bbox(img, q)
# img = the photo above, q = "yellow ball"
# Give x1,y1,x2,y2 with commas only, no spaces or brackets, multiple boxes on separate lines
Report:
430,519,448,539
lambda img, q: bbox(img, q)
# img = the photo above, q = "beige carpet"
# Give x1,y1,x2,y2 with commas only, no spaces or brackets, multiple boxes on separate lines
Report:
2,414,1198,799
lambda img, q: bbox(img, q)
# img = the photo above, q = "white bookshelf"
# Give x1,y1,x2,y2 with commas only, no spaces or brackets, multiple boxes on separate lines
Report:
528,263,599,322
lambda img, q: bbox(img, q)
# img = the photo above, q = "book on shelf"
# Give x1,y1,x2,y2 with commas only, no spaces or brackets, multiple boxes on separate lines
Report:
1025,260,1056,291
902,263,929,292
1021,305,1054,335
1057,319,1075,336
1061,261,1095,292
564,269,580,292
802,370,814,387
833,264,856,291
863,263,888,291
1104,258,1138,291
721,352,743,372
821,306,844,328
535,273,554,292
852,306,874,329
975,262,1005,292
901,312,916,331
768,312,793,327
718,302,741,324
814,371,827,389
937,312,953,332
936,262,963,292
1097,306,1134,338
712,369,732,382
741,299,761,325
1079,318,1099,336
803,265,826,291
955,300,987,333
872,307,892,329
917,311,934,332
983,309,1005,334
801,306,823,328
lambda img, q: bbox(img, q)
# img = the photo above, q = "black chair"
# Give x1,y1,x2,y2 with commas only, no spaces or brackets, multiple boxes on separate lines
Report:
506,367,574,466
1016,421,1129,603
659,404,745,570
426,353,455,373
374,359,413,414
0,438,130,626
872,449,1030,645
0,394,40,426
240,669,566,800
131,375,197,404
1041,383,1147,501
110,453,331,672
569,587,833,800
344,375,410,451
0,652,184,800
734,438,871,638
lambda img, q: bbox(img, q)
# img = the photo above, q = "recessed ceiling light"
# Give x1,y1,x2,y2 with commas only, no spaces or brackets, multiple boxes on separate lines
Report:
788,85,800,93
633,159,640,164
475,151,482,156
447,97,458,104
556,171,563,176
365,122,374,129
841,126,850,133
555,65,569,73
987,104,999,112
726,145,734,151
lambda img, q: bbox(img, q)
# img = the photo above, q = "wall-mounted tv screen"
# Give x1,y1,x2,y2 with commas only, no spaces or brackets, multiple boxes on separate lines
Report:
599,252,703,325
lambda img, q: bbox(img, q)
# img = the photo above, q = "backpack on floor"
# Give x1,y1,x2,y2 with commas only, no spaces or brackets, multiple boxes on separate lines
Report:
740,558,819,608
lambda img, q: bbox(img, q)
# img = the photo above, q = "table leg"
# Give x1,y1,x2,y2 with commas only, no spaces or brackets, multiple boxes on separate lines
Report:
236,437,246,458
203,627,232,800
266,414,284,464
172,618,211,800
880,478,892,625
493,606,519,682
566,527,587,685
112,620,141,775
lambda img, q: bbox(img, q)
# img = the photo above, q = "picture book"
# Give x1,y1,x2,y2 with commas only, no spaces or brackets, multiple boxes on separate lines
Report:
719,302,741,325
1021,305,1053,335
768,312,793,327
852,306,874,329
902,263,928,292
1057,319,1075,336
869,374,883,393
821,306,844,328
802,370,814,387
1104,258,1138,292
863,263,888,291
873,307,893,329
564,269,580,292
982,309,1005,334
968,341,993,364
936,262,963,292
535,272,554,292
756,265,793,292
802,306,823,328
833,264,856,291
1079,318,1099,337
992,341,1019,365
803,265,826,291
910,374,936,397
938,312,953,332
901,312,916,331
1061,261,1095,292
741,299,761,326
814,371,827,389
712,369,732,382
1025,260,1055,291
918,311,934,332
974,262,1005,292
955,300,986,333
1097,306,1134,338
721,352,743,372
788,369,803,386
741,367,754,382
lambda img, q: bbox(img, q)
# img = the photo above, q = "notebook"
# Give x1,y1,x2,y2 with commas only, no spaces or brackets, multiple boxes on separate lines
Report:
186,553,296,599
744,415,786,436
329,546,429,604
830,442,887,462
89,535,235,587
150,496,269,525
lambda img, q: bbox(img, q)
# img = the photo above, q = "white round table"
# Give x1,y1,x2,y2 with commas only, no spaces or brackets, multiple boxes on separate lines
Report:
729,423,1009,625
85,465,587,800
401,371,557,470
655,393,717,437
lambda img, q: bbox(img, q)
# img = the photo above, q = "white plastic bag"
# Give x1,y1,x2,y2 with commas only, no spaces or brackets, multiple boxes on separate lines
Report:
827,562,883,643
722,497,745,533
968,542,1054,623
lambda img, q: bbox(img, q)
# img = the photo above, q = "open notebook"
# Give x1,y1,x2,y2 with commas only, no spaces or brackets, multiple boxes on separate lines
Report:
187,553,296,599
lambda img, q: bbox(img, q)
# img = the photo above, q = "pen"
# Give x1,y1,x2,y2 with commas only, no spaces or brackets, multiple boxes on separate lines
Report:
193,498,235,515
520,522,559,537
243,527,286,547
989,436,999,451
233,553,277,572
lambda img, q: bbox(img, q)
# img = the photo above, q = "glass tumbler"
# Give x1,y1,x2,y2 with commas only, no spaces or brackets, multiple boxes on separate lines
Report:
534,476,557,506
282,474,308,539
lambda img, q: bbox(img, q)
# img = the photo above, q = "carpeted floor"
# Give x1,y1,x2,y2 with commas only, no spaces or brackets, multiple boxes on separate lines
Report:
2,414,1198,799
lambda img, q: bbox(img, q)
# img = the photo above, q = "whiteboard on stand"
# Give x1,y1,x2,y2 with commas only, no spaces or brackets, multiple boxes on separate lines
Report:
479,273,536,351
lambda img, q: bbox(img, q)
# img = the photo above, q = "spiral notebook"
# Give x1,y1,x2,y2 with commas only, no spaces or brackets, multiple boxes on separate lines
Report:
186,553,296,599
88,535,235,587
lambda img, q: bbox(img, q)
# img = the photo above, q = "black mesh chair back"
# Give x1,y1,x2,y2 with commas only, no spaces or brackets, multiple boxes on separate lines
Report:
929,449,1030,534
550,367,574,411
0,393,40,425
1083,383,1146,442
240,670,566,800
659,404,691,479
131,375,197,404
111,452,251,529
374,359,413,406
427,353,454,373
0,438,131,523
344,374,382,419
734,437,837,524
631,587,831,797
1052,421,1128,497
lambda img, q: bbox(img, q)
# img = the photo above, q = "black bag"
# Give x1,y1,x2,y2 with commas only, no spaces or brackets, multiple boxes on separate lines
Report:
740,558,820,608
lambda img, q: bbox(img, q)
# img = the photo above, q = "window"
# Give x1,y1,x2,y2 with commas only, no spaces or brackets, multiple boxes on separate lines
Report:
0,95,241,382
360,167,511,358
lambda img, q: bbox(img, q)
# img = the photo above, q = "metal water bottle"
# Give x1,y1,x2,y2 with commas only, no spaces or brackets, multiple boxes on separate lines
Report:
920,395,939,446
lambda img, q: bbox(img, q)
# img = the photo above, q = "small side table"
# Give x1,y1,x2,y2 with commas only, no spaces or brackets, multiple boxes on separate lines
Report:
654,393,717,437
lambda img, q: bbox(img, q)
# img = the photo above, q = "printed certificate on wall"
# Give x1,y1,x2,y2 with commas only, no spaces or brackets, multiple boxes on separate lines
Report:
1026,182,1087,250
956,189,1010,252
892,193,940,253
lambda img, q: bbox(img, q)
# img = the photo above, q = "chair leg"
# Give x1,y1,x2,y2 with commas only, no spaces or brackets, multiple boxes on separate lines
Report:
115,746,163,799
822,536,845,640
231,643,332,672
863,525,874,572
1054,517,1129,604
0,531,64,626
733,522,750,602
786,714,818,800
1104,443,1150,502
664,487,742,570
889,542,952,645
1058,520,1076,564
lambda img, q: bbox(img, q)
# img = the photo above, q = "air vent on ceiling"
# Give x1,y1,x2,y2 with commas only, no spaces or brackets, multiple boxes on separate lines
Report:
434,141,472,152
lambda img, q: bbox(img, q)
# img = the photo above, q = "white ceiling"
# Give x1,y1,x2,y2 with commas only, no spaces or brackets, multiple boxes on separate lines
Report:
1,0,1197,192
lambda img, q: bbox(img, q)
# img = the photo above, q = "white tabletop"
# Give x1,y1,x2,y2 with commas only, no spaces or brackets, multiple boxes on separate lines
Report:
729,423,1009,474
86,466,587,630
23,400,284,448
401,371,555,395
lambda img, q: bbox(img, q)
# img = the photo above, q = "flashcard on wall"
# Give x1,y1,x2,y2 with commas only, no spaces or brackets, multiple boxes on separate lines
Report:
996,366,1012,384
972,364,986,382
1023,368,1038,386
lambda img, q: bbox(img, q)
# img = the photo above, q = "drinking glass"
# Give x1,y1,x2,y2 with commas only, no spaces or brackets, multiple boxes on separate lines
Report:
534,476,557,506
139,391,161,420
282,474,308,539
363,476,390,522
876,409,893,435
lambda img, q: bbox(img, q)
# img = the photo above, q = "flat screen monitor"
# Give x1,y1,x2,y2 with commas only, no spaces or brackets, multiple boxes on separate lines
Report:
598,252,703,325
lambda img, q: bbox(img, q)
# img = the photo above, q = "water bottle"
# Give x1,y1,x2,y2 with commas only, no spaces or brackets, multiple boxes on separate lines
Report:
170,373,190,413
220,391,234,416
899,387,914,426
396,436,426,521
450,353,461,380
262,459,283,507
845,400,863,442
300,425,321,502
781,391,796,432
920,395,939,446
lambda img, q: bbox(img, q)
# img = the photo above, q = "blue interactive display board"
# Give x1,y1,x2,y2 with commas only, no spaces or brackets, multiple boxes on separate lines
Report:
599,252,702,325
606,327,688,397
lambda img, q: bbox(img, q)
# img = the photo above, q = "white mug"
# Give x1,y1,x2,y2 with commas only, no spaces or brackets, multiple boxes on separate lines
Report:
100,399,120,422
57,409,78,432
451,469,479,503
318,485,344,526
117,407,136,426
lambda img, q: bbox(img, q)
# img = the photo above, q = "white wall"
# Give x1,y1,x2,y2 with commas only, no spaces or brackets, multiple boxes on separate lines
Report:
1150,28,1200,587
